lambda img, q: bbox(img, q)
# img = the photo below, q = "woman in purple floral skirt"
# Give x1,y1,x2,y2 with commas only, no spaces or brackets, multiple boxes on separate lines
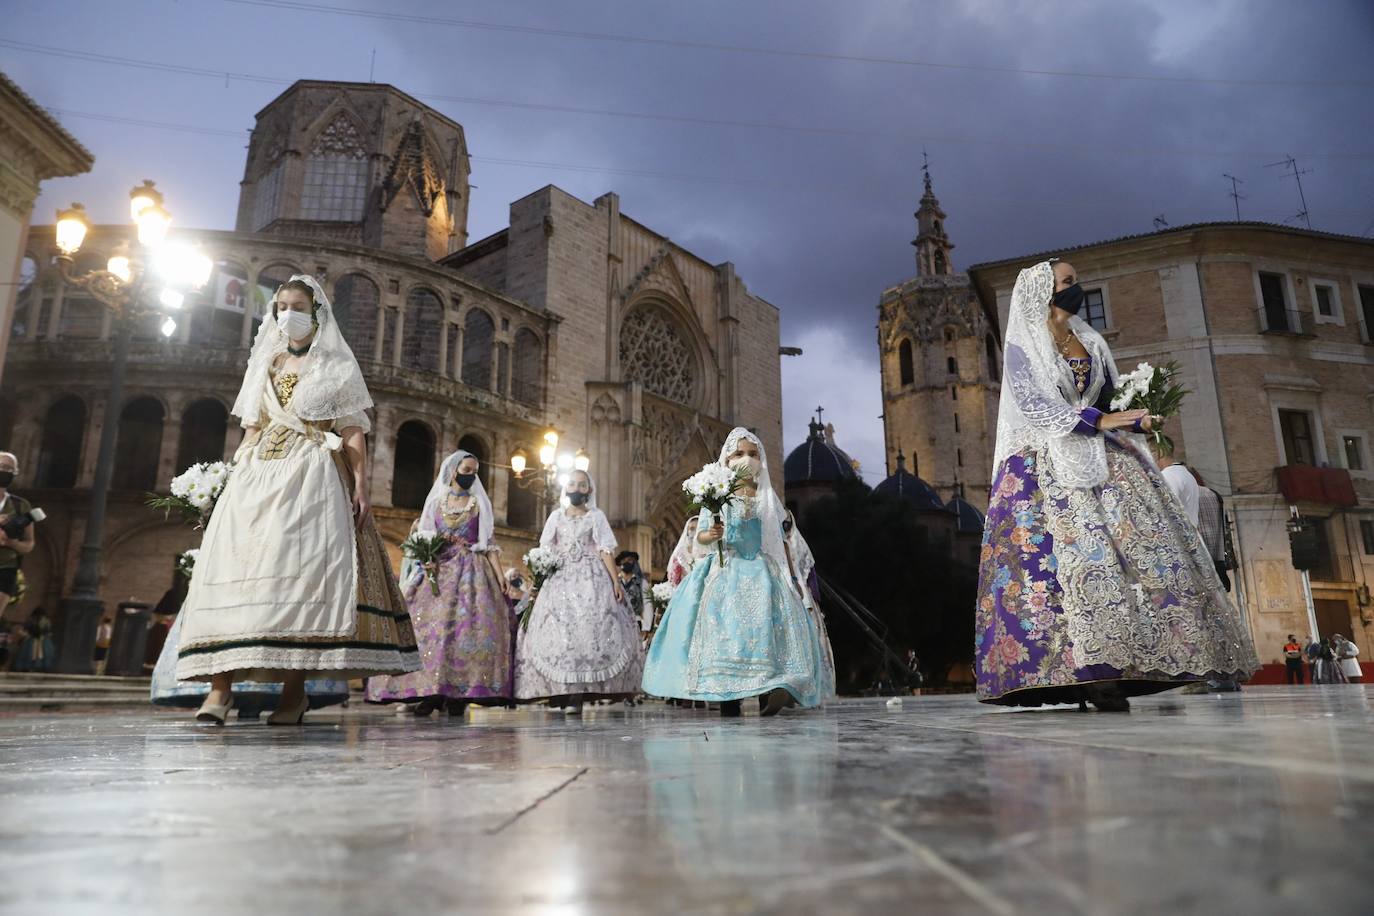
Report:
975,260,1257,711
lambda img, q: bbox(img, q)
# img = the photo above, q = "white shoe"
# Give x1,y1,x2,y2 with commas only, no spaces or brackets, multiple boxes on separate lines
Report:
195,694,233,725
267,694,308,726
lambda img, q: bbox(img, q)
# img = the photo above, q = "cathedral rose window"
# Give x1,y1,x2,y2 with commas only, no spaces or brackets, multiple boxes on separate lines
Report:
619,305,695,404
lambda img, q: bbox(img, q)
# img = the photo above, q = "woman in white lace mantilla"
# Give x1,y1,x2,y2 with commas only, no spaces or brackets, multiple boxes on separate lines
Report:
513,469,644,711
174,276,418,725
641,428,834,716
974,260,1257,710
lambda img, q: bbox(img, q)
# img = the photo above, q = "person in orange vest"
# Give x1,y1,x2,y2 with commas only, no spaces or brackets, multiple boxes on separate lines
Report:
1283,634,1305,685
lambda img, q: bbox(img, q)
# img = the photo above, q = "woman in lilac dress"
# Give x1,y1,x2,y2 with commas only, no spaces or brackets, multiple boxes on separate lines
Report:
975,260,1257,710
367,450,513,717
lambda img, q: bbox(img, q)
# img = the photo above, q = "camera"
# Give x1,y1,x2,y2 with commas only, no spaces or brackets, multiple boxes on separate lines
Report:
1,507,45,540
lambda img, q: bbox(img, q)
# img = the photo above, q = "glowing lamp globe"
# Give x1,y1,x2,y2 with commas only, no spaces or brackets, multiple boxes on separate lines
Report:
55,203,90,255
136,204,171,248
128,180,163,222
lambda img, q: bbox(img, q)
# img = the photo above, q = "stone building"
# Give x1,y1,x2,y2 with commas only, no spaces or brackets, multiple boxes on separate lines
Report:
0,80,784,625
877,167,1001,511
0,71,93,383
781,413,861,516
968,222,1374,675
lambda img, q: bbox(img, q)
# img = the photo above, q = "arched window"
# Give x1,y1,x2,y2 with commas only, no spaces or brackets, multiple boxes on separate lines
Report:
112,397,165,491
392,420,436,509
333,273,380,356
506,472,537,530
457,433,489,492
176,399,228,470
36,395,86,488
300,112,369,222
898,340,915,386
934,250,947,274
461,309,494,390
947,356,958,375
943,327,956,343
401,288,443,373
512,329,543,405
619,304,696,404
986,334,1000,382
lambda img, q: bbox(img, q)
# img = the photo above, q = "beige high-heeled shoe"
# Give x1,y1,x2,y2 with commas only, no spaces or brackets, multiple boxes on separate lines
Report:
267,694,309,726
195,693,233,725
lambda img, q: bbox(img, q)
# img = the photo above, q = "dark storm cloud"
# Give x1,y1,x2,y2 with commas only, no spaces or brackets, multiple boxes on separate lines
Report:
9,0,1374,478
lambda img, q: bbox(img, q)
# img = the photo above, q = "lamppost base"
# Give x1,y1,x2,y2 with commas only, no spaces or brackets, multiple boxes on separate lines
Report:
55,595,104,675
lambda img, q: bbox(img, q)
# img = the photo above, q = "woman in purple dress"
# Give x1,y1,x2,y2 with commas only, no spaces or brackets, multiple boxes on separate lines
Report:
367,450,513,717
975,260,1257,710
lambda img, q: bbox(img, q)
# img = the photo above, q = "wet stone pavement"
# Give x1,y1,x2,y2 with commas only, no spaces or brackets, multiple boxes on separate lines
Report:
1,686,1372,915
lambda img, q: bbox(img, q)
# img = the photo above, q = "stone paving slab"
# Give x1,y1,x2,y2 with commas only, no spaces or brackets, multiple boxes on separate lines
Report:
1,686,1371,915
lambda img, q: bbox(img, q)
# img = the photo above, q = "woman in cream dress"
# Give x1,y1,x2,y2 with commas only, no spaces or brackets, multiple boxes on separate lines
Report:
175,276,418,724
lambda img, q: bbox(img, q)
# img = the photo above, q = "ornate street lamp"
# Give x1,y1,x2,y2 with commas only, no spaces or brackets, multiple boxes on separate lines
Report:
510,430,590,511
50,181,212,673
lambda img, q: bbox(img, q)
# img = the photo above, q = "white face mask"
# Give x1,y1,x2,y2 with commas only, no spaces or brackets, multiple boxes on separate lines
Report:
277,309,314,341
730,455,762,475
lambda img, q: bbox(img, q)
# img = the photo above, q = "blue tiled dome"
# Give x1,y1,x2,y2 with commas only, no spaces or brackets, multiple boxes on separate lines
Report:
783,419,860,486
946,494,985,534
874,451,945,511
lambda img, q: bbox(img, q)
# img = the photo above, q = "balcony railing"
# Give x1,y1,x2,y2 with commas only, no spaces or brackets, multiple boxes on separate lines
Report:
1256,306,1316,337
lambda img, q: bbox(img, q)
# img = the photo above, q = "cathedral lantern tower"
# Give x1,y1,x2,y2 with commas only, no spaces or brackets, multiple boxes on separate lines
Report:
912,164,954,278
877,163,1001,511
235,80,470,261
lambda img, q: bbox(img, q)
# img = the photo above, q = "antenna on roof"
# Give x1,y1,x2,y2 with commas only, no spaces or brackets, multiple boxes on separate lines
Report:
1152,214,1169,231
369,48,377,83
1222,173,1246,221
1265,155,1312,229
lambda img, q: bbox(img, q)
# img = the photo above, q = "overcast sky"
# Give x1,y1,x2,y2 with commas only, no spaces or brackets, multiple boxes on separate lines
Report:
8,0,1373,481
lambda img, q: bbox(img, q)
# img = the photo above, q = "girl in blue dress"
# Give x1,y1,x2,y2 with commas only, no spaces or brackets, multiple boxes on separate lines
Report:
642,428,833,716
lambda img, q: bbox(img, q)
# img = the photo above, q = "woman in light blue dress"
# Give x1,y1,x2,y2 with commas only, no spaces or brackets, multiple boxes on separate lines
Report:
642,428,833,716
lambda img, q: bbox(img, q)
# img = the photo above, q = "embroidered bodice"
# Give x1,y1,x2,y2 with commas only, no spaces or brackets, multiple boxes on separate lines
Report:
723,497,764,561
434,495,480,553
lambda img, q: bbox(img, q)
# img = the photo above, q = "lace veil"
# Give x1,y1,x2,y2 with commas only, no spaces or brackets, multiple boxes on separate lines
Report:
716,427,801,602
993,260,1119,489
415,450,496,553
231,274,373,430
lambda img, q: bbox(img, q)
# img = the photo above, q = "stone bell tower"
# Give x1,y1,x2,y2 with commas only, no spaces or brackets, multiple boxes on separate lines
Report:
877,161,1001,510
235,80,470,262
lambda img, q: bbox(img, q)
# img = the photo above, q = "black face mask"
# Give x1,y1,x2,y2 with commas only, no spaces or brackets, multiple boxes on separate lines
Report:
1052,283,1085,316
454,473,477,491
567,492,589,506
620,562,636,574
0,471,13,488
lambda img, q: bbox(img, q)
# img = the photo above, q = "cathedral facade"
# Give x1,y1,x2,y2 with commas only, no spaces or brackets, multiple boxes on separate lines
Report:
0,80,783,625
877,169,1000,511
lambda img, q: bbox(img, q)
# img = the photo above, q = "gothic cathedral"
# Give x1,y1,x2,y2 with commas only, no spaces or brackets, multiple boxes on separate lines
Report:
877,166,1001,511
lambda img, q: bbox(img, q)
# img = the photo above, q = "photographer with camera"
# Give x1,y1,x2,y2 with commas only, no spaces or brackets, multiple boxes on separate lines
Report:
0,452,37,608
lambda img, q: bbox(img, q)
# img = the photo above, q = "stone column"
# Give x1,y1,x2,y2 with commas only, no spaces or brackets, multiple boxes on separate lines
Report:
45,276,65,339
437,318,449,377
240,267,259,348
450,322,463,381
391,309,405,367
158,404,182,487
78,392,106,489
489,340,500,392
372,305,386,363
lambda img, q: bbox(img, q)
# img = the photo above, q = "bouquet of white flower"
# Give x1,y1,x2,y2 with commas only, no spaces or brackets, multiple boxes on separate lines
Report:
650,581,674,614
176,548,199,580
400,532,448,596
518,547,561,631
1109,360,1188,451
147,461,233,528
682,462,752,567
